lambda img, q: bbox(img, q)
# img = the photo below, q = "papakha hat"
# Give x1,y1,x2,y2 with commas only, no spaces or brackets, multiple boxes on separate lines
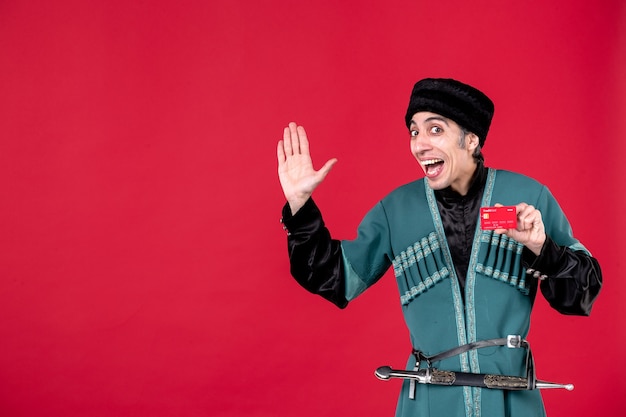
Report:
405,78,495,147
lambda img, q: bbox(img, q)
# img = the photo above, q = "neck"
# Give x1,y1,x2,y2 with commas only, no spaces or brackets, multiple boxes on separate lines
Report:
438,161,487,198
451,163,480,196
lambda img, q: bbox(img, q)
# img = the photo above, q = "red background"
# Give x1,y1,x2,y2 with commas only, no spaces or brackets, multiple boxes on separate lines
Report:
1,1,624,416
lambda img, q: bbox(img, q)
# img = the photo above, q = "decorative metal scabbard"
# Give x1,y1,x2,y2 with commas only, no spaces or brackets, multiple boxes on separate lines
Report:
375,366,574,391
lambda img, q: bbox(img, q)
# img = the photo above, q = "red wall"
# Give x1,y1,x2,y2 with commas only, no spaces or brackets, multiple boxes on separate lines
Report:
1,1,624,416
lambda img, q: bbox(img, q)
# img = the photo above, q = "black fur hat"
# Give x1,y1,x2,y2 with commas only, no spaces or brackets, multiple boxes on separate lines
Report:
405,78,495,146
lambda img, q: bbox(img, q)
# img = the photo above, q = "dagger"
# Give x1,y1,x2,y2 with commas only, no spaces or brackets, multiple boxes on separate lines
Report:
375,366,574,391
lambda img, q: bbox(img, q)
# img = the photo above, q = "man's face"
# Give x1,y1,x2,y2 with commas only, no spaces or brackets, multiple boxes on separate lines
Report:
408,111,479,195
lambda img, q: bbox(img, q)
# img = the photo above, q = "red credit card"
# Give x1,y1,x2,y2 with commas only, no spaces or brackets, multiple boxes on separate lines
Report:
480,206,517,230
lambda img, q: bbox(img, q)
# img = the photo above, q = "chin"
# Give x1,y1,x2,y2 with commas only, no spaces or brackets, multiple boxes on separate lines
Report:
425,178,447,190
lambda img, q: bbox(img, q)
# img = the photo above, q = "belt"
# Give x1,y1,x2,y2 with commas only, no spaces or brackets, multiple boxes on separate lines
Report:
412,335,528,369
374,335,573,399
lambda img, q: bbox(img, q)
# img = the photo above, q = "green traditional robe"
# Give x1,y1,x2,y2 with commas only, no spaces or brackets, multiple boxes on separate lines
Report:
341,169,589,417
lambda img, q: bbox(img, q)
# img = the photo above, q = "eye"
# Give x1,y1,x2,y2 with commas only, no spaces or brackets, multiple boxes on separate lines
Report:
430,126,443,134
410,130,418,137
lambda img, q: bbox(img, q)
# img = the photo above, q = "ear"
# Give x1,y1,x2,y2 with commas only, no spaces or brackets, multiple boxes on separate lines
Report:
466,132,480,153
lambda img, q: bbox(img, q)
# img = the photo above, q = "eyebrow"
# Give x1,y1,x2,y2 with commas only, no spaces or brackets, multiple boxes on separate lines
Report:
425,116,450,126
410,116,450,127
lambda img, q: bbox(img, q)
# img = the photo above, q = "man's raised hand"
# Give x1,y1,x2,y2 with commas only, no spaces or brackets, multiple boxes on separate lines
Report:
277,122,337,214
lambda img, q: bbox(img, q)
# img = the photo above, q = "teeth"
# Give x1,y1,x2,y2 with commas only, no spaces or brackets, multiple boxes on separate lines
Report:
421,159,443,166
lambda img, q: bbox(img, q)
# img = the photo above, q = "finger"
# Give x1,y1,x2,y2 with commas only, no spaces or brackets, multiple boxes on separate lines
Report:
515,202,529,215
277,140,286,164
514,203,529,230
317,158,338,181
521,203,539,229
277,140,285,161
516,211,530,231
527,209,543,230
289,122,300,155
519,208,538,231
283,126,293,156
534,210,543,225
522,216,534,231
297,125,309,155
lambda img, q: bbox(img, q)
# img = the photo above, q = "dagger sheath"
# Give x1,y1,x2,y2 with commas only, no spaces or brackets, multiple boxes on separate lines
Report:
375,366,573,391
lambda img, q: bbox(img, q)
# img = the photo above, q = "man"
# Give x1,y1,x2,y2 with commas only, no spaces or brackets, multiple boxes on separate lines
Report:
276,78,602,417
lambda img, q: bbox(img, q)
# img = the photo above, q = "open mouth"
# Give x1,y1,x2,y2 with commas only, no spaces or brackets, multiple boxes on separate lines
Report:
421,158,444,177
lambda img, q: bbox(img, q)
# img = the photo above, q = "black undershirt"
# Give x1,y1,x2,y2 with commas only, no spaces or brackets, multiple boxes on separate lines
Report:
434,162,487,293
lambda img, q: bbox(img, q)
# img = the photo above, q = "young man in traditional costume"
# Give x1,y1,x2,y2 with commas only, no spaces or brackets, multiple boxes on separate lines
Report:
276,78,602,417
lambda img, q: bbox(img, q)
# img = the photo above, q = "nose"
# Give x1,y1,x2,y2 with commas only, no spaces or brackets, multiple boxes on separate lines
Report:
411,131,432,154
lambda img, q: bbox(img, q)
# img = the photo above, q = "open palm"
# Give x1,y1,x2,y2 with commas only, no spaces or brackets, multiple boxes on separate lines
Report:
277,122,337,214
